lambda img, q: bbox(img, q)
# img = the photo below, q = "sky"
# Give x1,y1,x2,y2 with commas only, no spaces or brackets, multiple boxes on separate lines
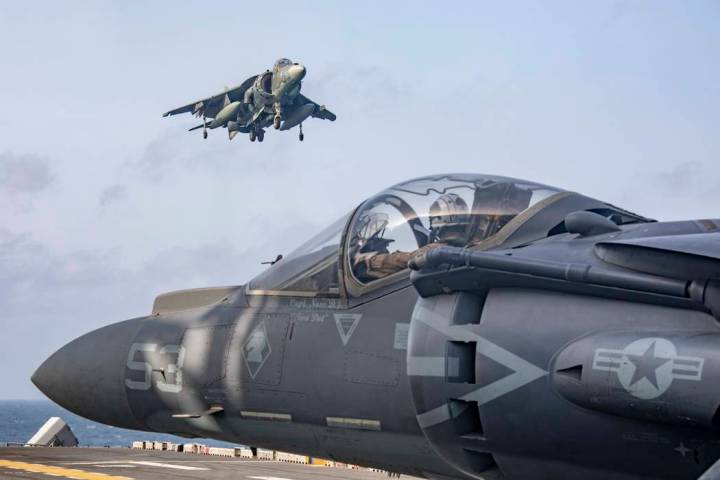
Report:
1,0,719,399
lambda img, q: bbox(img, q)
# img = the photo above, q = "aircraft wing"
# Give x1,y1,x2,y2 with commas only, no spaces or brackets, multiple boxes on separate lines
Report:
595,232,720,280
162,75,258,119
296,93,337,121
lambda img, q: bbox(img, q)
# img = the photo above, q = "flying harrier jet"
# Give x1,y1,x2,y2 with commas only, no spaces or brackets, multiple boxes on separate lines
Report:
162,58,336,142
33,173,720,479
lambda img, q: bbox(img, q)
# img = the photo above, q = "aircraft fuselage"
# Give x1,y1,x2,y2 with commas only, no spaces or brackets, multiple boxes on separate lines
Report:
33,174,720,479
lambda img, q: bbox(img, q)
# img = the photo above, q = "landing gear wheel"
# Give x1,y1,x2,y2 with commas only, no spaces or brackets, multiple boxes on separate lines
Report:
203,130,208,139
273,116,281,130
257,130,265,142
249,131,256,142
298,124,304,142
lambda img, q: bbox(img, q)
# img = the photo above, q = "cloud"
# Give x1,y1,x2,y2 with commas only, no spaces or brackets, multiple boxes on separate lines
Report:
128,129,184,181
0,218,307,325
0,229,121,299
0,226,298,398
98,184,128,208
124,126,298,182
647,161,704,194
620,161,720,220
0,152,53,196
127,62,412,181
310,64,414,114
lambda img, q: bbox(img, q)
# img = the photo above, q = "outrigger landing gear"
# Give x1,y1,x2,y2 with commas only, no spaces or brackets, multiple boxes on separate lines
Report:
298,123,304,142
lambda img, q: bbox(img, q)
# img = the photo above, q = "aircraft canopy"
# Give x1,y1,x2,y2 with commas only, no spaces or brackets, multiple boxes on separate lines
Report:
247,174,648,297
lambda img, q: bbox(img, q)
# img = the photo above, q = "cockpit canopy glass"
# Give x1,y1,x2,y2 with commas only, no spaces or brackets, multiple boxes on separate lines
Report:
274,58,293,70
245,174,653,297
347,174,563,284
248,213,350,296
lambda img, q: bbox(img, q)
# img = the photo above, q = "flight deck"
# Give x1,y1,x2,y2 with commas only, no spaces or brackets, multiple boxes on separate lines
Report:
0,447,407,480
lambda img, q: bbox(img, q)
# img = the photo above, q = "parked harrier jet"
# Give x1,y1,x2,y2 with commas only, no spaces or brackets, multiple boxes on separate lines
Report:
162,58,336,142
34,173,720,479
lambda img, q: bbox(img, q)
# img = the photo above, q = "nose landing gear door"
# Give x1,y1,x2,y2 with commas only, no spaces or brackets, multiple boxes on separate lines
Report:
180,323,235,408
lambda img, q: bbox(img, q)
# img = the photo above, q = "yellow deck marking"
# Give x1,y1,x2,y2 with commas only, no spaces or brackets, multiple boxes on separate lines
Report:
0,459,134,480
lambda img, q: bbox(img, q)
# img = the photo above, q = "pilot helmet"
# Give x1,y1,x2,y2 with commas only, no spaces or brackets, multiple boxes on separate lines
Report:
429,193,470,245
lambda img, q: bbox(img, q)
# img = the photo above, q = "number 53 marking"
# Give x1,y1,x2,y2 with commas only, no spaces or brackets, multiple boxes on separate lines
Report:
125,342,185,393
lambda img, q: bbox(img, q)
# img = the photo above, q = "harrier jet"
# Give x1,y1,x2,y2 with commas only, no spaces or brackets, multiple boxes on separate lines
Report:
33,174,720,479
162,58,336,142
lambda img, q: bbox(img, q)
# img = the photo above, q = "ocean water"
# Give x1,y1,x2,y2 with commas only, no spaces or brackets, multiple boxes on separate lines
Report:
0,400,235,448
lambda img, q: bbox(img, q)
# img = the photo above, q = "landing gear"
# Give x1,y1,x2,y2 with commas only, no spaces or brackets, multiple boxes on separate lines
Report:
202,116,208,139
298,123,304,142
257,129,265,142
273,102,283,130
249,130,256,142
203,130,208,139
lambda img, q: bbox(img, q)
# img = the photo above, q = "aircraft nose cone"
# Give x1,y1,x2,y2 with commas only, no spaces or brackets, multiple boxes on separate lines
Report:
289,64,306,81
32,318,147,430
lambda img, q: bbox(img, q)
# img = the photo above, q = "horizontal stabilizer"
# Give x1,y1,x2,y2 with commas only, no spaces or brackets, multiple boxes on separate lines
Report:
596,232,720,280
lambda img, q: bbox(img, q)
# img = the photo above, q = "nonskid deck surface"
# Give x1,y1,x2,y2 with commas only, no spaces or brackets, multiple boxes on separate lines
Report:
0,447,404,480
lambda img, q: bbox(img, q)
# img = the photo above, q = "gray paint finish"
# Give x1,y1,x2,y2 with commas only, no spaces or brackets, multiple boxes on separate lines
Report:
32,173,720,479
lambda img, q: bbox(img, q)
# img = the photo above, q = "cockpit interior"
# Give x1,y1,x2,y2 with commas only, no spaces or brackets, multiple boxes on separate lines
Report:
273,58,293,70
247,174,651,299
